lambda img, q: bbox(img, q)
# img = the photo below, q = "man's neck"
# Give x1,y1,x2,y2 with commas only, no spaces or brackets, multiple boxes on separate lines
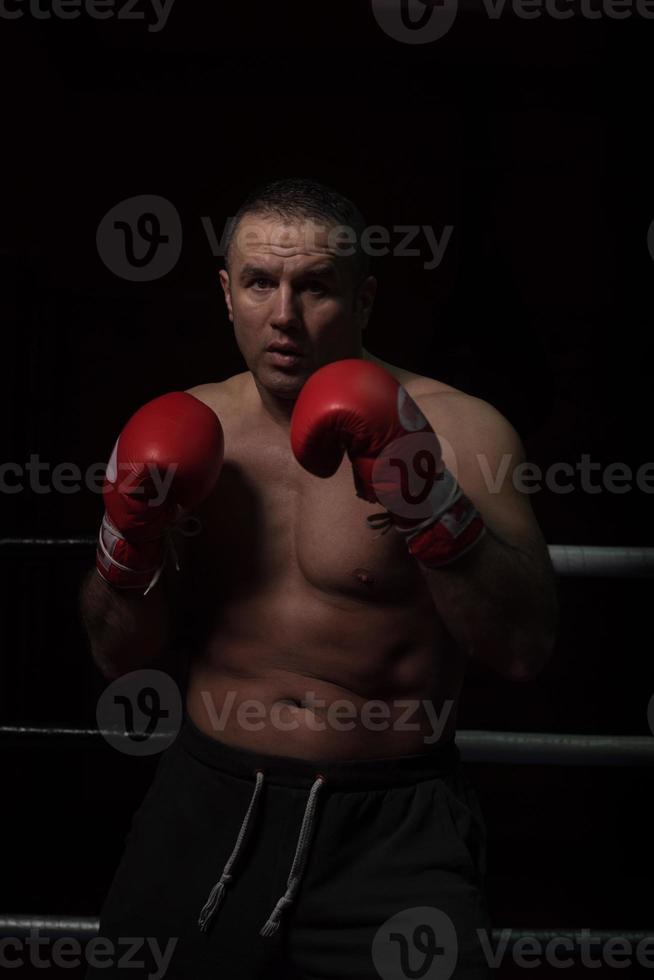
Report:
251,378,296,428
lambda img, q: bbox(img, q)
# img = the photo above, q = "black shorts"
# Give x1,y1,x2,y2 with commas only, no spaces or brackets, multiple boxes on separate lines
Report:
88,718,492,979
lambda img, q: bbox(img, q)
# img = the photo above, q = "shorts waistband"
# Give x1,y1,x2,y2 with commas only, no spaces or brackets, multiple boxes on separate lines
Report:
179,716,460,790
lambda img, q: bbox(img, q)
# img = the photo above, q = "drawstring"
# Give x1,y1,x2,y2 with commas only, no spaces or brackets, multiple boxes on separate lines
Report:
198,770,265,932
259,774,326,938
197,770,327,939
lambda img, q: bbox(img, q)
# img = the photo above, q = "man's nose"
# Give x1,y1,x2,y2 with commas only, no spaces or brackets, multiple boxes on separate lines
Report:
269,284,301,328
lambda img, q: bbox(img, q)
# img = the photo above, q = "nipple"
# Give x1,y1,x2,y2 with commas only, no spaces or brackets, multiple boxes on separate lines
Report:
353,567,375,585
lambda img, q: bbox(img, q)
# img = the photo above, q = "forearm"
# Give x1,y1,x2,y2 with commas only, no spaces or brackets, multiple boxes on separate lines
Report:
420,528,558,680
79,569,175,680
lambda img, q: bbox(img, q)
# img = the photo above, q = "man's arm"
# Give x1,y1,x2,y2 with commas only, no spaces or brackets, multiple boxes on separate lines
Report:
289,358,557,681
79,560,183,681
82,388,223,681
416,392,558,681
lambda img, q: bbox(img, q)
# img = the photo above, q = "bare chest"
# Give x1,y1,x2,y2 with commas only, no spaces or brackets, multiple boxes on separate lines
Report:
188,428,427,604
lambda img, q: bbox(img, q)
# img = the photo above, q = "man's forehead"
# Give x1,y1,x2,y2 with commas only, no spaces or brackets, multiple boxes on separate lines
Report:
231,215,346,261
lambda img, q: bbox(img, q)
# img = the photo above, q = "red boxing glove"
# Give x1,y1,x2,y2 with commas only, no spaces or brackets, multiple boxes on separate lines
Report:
290,359,485,568
97,391,224,593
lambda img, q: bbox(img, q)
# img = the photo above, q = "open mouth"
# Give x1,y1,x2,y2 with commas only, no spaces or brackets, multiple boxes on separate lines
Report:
265,345,306,367
266,344,303,355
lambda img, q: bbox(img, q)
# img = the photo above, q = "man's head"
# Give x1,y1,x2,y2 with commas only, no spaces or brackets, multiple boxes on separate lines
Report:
219,177,377,403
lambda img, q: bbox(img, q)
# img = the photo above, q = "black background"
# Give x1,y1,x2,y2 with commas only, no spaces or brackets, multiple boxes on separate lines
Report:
1,0,653,975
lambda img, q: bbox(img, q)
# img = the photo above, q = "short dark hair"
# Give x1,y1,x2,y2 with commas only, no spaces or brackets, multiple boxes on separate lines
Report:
224,177,371,284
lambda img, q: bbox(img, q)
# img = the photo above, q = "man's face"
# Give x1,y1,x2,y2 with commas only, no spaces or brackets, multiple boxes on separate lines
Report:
219,214,376,399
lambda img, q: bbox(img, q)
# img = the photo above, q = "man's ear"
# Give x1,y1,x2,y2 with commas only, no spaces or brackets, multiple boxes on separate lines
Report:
356,275,377,331
219,269,234,322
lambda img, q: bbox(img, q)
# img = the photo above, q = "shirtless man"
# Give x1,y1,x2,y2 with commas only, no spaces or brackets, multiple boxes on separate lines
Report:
82,178,557,979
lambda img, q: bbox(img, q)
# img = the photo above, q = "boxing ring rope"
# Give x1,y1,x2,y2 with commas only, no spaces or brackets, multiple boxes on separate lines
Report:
548,544,654,578
2,537,653,945
0,915,649,949
1,725,653,765
3,537,654,577
457,731,654,766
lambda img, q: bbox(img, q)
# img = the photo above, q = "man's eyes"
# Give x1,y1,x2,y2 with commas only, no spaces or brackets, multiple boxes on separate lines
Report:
248,278,327,294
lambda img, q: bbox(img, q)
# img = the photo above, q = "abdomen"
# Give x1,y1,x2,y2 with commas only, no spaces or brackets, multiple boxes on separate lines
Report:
186,576,465,761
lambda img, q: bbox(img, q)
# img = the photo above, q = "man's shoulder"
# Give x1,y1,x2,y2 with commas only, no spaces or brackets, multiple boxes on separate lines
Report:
368,353,516,445
185,371,250,419
364,352,486,414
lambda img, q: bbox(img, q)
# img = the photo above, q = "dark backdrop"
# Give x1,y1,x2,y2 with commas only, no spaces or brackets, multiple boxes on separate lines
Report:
1,0,653,973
